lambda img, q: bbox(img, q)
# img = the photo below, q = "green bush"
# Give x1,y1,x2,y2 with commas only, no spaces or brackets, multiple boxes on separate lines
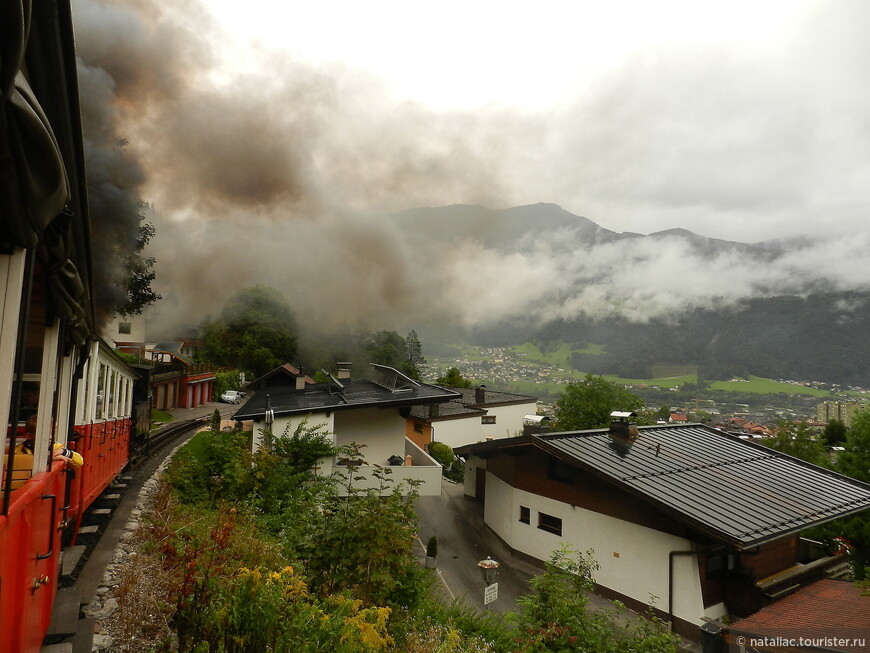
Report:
517,547,678,652
164,429,251,505
427,441,465,482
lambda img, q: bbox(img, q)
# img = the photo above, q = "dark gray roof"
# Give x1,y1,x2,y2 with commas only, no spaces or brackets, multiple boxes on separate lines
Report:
457,424,870,549
454,387,537,406
409,402,486,420
409,386,536,422
234,371,460,421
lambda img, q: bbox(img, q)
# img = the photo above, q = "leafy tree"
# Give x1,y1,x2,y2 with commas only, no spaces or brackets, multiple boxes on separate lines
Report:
201,286,298,377
433,366,467,388
554,374,645,431
361,329,424,379
361,330,407,368
116,220,162,316
653,405,671,421
760,422,830,468
212,369,242,401
833,411,870,579
436,366,473,388
824,419,848,446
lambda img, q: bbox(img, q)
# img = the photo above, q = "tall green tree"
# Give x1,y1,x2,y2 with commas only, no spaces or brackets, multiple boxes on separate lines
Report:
833,411,870,579
116,219,162,316
360,329,424,379
824,419,848,446
554,374,645,431
435,366,472,388
405,330,426,380
361,330,406,368
201,286,297,377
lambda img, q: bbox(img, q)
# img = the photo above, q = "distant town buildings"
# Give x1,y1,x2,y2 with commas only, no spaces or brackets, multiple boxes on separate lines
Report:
817,401,866,427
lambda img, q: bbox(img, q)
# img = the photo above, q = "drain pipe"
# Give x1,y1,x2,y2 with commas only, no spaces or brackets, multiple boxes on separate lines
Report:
668,548,705,632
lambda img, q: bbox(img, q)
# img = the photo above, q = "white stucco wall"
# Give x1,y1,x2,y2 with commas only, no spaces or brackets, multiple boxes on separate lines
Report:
255,407,440,494
482,470,715,627
333,406,407,466
435,400,537,449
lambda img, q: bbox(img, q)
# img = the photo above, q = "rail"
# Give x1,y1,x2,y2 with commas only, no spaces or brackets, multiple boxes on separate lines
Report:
132,417,209,464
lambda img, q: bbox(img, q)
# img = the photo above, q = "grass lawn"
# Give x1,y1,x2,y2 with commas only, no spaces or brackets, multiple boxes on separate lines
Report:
602,373,697,389
151,409,175,426
513,341,605,366
709,375,832,396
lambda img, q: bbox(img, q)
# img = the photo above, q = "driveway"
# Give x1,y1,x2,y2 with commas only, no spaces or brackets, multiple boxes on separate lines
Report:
414,478,540,614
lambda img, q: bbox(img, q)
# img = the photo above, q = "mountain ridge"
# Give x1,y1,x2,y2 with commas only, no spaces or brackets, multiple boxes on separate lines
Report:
391,203,870,387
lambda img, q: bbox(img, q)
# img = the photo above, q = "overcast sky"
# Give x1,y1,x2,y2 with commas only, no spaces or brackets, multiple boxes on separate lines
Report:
73,0,870,333
197,0,869,242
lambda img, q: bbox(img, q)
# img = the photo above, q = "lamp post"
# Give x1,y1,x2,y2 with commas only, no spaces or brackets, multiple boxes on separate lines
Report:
478,556,499,605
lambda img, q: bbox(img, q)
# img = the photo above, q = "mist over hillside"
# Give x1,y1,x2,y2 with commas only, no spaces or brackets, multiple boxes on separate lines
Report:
395,204,870,387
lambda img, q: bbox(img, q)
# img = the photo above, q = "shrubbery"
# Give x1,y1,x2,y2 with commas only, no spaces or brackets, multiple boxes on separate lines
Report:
147,420,679,652
427,441,465,482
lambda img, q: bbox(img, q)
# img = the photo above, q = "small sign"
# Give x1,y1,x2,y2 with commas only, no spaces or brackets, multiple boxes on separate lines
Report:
484,582,498,605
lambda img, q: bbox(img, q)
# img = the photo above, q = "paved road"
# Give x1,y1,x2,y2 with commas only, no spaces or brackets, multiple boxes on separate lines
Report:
415,479,541,614
167,400,240,422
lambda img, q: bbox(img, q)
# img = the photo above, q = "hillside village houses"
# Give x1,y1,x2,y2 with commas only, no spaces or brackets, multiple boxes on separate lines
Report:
454,413,870,640
233,363,460,495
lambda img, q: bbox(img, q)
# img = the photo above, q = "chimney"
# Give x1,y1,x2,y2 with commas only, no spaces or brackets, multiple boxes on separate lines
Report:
608,410,639,440
475,384,486,404
336,362,352,379
295,374,306,391
429,402,439,418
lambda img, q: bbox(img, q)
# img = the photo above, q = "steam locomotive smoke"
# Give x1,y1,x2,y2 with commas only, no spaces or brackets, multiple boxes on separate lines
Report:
72,0,511,334
71,0,870,338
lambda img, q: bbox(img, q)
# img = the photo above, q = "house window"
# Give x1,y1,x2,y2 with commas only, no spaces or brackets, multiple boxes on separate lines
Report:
519,506,530,524
413,422,424,433
118,322,132,334
481,415,496,424
705,551,732,579
537,512,562,536
547,456,574,484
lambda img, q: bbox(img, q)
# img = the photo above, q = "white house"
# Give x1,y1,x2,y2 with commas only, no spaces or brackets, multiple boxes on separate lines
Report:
234,364,460,496
454,419,870,640
407,385,537,450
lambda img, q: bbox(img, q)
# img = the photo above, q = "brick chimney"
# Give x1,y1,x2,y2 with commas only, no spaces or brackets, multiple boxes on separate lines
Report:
475,384,486,404
336,362,352,379
295,375,306,391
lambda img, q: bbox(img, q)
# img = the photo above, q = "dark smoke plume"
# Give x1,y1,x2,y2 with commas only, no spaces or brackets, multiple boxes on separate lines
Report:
71,0,870,340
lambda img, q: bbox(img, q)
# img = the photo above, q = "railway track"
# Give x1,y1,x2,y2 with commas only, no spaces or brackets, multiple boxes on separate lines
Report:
45,417,209,652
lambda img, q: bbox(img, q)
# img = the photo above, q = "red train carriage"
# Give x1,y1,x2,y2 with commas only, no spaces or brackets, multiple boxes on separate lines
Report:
0,1,139,650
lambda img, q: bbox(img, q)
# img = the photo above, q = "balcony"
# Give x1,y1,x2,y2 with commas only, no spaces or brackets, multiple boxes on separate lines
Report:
332,437,442,496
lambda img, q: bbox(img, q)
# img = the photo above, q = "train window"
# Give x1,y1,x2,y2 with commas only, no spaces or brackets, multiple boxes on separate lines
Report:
96,364,106,417
108,369,116,417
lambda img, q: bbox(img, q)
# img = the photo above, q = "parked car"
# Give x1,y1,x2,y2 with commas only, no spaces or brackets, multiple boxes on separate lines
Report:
221,390,241,404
